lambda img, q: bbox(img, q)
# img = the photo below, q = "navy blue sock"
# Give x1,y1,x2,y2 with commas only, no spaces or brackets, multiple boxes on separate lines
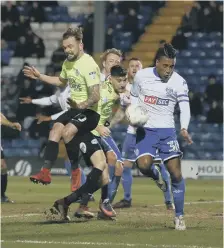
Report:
122,167,132,201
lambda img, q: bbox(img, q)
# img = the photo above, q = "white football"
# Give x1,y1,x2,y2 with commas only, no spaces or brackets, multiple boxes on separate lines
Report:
125,105,149,126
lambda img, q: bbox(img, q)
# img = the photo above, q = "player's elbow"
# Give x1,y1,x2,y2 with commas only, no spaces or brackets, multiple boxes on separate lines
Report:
58,77,67,87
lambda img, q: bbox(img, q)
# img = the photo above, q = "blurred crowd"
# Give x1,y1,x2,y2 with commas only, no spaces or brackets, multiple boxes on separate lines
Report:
1,1,223,141
181,1,223,32
1,1,58,66
187,74,223,124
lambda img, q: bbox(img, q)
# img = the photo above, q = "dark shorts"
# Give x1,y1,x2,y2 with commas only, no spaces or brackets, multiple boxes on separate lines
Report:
80,136,112,167
69,132,102,168
56,108,100,134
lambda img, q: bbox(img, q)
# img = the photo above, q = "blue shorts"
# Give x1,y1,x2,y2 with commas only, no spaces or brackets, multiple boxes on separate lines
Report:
135,128,182,162
122,133,162,162
102,136,122,162
121,133,136,162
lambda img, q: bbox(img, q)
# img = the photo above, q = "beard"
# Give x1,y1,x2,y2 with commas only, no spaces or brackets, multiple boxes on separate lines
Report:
66,53,78,61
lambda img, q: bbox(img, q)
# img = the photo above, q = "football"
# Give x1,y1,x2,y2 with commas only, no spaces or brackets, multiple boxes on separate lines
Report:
125,105,149,126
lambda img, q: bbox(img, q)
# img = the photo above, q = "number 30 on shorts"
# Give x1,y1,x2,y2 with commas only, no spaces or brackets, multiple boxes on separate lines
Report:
167,140,180,152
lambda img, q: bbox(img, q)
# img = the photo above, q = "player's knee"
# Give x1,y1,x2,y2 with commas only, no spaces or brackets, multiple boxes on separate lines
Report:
136,156,153,171
94,160,107,171
106,151,117,166
49,123,64,141
115,161,123,176
169,171,182,183
101,170,110,185
63,124,79,143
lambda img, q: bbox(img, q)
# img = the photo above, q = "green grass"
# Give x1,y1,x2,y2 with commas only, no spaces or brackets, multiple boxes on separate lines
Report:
1,177,223,248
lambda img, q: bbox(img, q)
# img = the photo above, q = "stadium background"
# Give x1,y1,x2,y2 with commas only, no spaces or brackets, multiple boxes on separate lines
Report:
1,0,223,178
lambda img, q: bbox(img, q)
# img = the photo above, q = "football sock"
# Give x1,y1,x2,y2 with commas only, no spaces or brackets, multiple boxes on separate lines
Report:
64,137,80,170
108,164,115,181
71,168,82,191
80,193,91,206
160,163,173,203
43,140,59,169
81,169,86,185
122,167,133,201
64,168,102,206
109,176,121,203
101,184,109,201
171,177,185,217
1,172,7,198
64,160,71,176
151,164,160,180
108,164,115,199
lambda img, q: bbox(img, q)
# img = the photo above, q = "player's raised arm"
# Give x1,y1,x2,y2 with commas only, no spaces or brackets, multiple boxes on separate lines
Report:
23,66,66,87
177,80,193,144
20,95,58,106
0,113,21,131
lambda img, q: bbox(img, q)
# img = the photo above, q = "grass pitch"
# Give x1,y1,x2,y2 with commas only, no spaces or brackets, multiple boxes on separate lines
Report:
1,176,223,248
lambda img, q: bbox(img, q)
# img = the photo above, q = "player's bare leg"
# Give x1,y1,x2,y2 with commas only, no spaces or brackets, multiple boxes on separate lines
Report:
30,122,65,185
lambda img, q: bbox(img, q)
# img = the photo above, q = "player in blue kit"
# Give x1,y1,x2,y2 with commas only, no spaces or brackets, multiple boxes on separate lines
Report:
130,44,193,230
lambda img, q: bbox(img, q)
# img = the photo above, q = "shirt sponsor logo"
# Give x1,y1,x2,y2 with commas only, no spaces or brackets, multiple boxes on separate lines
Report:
144,95,169,106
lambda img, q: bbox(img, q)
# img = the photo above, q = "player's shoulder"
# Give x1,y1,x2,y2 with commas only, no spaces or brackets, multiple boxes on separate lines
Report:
136,67,154,78
80,53,98,67
171,71,187,86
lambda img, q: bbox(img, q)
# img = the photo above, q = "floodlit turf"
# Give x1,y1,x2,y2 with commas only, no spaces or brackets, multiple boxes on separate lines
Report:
1,176,223,248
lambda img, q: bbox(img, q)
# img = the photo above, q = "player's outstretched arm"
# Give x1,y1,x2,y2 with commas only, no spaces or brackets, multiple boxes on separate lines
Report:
36,109,67,124
0,113,21,131
20,95,57,106
23,66,66,87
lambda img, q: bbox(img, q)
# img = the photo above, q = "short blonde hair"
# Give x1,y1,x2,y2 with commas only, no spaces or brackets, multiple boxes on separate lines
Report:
100,48,122,64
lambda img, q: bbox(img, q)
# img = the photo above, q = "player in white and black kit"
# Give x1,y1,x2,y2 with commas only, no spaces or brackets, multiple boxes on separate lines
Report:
130,44,192,230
